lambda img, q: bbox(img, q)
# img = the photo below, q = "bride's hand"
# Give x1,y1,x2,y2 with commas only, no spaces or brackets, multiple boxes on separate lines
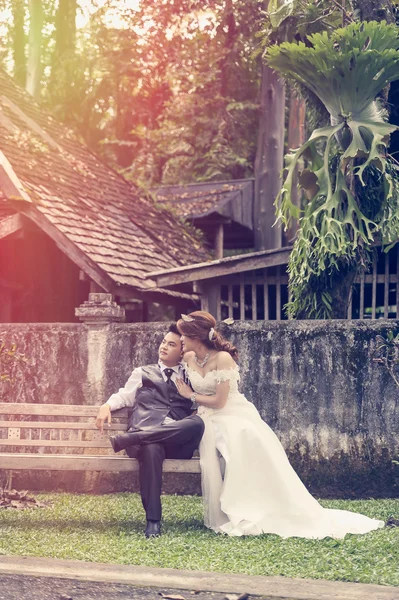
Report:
175,378,193,399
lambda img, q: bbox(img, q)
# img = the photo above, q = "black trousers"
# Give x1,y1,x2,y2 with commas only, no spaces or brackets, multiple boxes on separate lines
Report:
128,415,205,521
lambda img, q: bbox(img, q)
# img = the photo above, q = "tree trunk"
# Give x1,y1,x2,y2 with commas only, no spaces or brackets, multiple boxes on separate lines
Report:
48,0,77,105
52,0,77,59
351,0,395,22
254,62,285,250
26,0,43,98
219,0,236,98
12,0,26,87
285,90,306,245
330,267,358,319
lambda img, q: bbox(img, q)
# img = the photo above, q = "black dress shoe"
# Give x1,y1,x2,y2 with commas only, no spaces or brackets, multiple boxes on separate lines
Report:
145,520,161,538
110,432,139,453
386,517,399,527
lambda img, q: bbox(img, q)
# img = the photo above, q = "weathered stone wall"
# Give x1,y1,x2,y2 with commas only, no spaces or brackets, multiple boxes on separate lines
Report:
1,320,398,497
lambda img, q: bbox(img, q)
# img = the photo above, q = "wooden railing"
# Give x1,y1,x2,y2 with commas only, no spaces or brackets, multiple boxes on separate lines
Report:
212,246,399,321
348,250,399,319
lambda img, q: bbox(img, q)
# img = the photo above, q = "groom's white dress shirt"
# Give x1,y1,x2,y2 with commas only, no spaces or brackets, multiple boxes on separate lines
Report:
106,362,185,424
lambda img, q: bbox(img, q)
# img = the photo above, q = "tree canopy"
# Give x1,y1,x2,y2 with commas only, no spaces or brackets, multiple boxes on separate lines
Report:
0,0,265,186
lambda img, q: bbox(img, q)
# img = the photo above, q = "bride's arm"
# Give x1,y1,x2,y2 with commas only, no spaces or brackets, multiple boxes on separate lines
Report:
176,352,236,409
176,379,230,409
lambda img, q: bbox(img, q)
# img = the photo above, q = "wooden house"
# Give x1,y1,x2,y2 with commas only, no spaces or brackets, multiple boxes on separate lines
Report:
152,179,254,258
150,245,399,322
0,70,210,323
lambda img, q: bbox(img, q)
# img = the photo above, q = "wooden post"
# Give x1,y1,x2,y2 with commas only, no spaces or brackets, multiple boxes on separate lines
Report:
202,280,221,319
372,256,377,319
254,62,285,251
194,282,209,312
384,253,390,318
285,90,306,244
89,281,103,293
214,223,224,259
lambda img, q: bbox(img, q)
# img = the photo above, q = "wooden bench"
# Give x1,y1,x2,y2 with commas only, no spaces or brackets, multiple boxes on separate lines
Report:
0,403,201,478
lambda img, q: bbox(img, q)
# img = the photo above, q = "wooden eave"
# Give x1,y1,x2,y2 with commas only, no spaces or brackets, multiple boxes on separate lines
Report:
148,246,292,287
0,150,32,203
0,213,24,239
154,178,254,229
116,284,199,307
17,202,118,293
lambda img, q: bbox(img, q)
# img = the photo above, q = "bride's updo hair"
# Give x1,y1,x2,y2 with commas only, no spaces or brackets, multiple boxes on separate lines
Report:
177,311,238,361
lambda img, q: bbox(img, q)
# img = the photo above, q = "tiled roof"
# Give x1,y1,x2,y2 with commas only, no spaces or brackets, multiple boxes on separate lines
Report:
153,179,254,225
0,70,209,297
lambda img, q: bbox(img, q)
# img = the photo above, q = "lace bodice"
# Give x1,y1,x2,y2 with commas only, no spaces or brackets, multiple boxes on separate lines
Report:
184,364,240,396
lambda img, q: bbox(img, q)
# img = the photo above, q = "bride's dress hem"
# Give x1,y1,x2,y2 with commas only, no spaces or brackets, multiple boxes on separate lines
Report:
186,363,385,540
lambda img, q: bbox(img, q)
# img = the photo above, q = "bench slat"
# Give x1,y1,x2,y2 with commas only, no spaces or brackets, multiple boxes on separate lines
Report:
0,404,128,418
0,439,112,448
0,403,200,475
0,421,124,431
0,454,201,473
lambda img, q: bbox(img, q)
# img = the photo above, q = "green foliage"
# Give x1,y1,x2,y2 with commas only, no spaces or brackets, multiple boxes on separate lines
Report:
0,493,397,585
265,0,346,42
267,20,399,318
0,0,265,186
261,1,347,130
106,0,263,186
267,20,399,120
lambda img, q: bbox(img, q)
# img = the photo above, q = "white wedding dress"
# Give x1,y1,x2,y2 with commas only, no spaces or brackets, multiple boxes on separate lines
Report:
186,364,385,538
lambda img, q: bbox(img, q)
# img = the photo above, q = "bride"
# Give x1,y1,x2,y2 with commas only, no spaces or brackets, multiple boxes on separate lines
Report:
176,310,384,538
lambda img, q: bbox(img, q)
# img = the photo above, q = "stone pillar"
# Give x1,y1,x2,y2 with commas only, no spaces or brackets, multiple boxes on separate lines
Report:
75,293,125,403
75,293,125,326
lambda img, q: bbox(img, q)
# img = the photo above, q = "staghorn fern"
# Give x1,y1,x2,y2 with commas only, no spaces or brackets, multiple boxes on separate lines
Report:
266,20,399,318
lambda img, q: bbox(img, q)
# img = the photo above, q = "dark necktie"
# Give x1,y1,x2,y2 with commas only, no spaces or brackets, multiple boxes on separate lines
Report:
164,368,175,385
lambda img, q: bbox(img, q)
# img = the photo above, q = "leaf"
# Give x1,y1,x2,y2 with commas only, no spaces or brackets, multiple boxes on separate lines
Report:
0,489,53,510
267,21,399,120
268,0,294,29
223,317,234,325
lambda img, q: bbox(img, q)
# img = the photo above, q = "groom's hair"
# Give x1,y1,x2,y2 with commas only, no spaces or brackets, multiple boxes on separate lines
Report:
168,323,179,336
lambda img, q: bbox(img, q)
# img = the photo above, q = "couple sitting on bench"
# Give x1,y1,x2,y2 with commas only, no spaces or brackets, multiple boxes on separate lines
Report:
95,311,384,540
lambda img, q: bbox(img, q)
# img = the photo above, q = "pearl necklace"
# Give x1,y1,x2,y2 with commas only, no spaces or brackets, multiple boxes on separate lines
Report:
194,352,210,368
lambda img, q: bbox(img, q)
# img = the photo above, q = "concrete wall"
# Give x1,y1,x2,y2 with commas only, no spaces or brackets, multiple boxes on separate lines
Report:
1,320,398,497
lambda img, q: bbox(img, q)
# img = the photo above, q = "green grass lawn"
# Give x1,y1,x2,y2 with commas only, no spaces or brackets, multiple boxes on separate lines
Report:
0,493,398,587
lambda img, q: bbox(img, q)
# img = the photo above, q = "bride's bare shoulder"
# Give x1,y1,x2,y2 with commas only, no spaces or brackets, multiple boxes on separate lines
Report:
183,351,195,365
215,351,236,369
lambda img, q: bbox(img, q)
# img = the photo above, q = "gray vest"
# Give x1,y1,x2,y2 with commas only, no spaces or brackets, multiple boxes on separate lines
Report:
127,364,193,430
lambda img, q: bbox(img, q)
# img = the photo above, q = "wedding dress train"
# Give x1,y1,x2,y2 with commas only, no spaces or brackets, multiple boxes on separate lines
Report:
186,365,384,538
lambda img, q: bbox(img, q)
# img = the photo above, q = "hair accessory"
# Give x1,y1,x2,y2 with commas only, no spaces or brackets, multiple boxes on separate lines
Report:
223,317,234,325
208,327,215,341
181,313,194,322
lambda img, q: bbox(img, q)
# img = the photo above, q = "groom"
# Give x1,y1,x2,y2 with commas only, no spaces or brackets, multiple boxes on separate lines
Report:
95,324,204,538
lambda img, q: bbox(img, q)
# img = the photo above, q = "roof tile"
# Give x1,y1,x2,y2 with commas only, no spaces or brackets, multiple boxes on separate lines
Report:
0,70,210,294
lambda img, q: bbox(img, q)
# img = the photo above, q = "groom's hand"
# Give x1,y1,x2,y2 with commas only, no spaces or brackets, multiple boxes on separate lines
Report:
95,403,112,433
